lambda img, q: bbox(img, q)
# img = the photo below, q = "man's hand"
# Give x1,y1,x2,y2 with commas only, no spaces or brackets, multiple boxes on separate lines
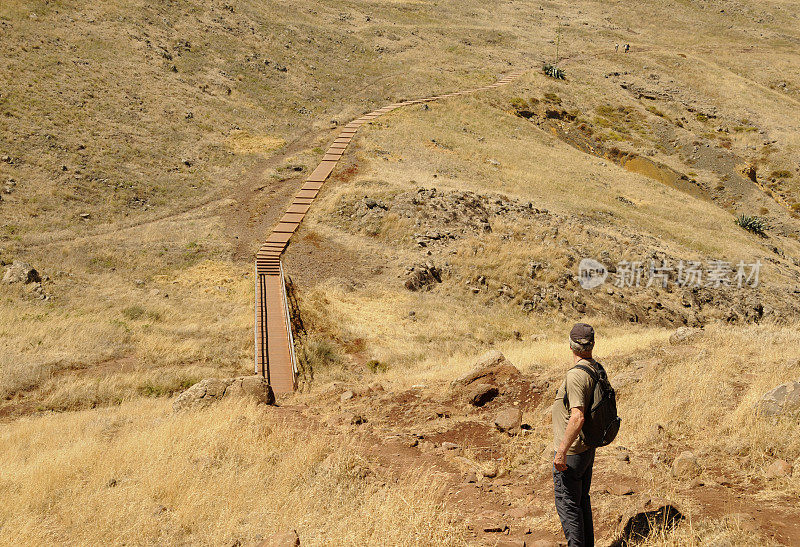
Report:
554,406,585,472
553,450,568,472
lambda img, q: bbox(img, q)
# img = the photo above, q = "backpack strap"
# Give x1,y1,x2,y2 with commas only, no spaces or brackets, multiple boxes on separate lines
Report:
574,364,599,384
562,362,600,409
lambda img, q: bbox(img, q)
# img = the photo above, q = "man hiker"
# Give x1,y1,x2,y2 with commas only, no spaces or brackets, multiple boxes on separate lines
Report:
552,323,608,547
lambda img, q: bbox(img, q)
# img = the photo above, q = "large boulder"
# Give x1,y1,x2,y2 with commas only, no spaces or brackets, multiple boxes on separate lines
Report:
764,459,792,479
756,380,800,416
494,408,522,433
451,350,521,388
611,499,684,546
173,376,275,411
2,261,41,284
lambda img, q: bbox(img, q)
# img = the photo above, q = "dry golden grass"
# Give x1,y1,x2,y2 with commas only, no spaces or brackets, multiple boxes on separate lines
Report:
0,398,465,545
2,0,800,543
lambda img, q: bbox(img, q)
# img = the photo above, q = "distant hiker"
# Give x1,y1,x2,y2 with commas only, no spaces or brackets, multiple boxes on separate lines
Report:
552,323,620,547
624,43,630,53
615,43,619,53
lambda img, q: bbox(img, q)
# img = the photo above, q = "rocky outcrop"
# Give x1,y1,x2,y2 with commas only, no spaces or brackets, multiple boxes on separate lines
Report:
451,350,521,388
2,261,40,284
404,263,442,291
173,376,274,411
756,380,800,416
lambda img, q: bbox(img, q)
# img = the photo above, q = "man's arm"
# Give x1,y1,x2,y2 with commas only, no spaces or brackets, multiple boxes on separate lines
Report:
553,406,585,471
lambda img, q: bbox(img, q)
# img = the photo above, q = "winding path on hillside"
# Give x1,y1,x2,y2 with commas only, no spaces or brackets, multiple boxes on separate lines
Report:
254,70,525,393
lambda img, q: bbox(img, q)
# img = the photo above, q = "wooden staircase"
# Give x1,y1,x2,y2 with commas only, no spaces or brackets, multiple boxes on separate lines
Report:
254,70,525,394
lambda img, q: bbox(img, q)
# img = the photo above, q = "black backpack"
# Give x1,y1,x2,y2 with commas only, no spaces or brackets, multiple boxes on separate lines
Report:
564,362,621,447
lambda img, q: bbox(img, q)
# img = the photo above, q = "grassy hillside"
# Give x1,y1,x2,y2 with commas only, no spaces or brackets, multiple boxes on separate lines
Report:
1,0,800,544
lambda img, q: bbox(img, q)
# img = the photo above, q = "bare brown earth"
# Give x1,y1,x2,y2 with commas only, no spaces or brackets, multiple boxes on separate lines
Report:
272,362,800,546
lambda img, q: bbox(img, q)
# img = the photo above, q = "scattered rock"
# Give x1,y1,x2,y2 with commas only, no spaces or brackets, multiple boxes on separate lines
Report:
442,441,459,450
173,376,275,411
756,380,800,416
669,326,701,345
466,383,499,407
672,451,702,478
506,507,533,519
480,461,499,478
608,482,635,496
688,477,704,489
350,414,367,425
419,440,436,453
764,459,792,479
2,261,41,284
494,408,523,433
340,390,354,402
474,520,508,533
615,450,631,463
257,530,300,547
404,263,442,291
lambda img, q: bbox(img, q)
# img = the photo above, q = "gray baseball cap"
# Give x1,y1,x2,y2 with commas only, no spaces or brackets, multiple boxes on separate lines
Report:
569,323,595,346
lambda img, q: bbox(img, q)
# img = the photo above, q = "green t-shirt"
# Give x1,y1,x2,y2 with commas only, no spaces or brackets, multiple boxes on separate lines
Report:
552,359,597,455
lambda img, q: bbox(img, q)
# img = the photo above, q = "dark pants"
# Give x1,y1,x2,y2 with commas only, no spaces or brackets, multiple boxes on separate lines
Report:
553,448,596,547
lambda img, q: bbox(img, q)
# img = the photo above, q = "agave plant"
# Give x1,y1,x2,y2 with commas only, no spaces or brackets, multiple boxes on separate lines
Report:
734,214,767,236
542,63,565,80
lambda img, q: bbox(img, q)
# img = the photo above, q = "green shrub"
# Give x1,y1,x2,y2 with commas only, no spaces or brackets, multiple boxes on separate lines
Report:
122,305,160,322
771,170,793,179
137,377,199,398
365,359,387,373
509,97,527,111
734,214,767,235
299,336,341,374
543,92,562,104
